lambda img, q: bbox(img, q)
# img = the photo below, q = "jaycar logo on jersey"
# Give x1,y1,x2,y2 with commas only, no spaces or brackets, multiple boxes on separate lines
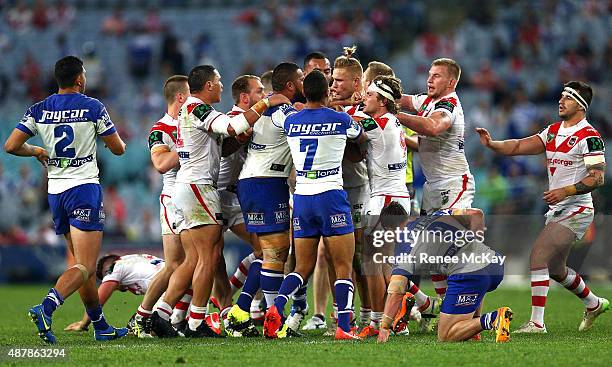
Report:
288,122,342,136
455,293,479,307
275,210,289,224
73,208,92,222
330,213,348,228
39,109,89,123
247,212,265,225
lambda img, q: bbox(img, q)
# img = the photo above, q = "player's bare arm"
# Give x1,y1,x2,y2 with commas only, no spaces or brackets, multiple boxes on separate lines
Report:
377,274,407,343
399,94,416,112
405,135,418,151
4,129,49,165
476,127,545,156
451,208,485,233
543,162,606,205
101,132,127,155
65,281,118,332
150,145,179,174
223,94,291,136
397,111,452,137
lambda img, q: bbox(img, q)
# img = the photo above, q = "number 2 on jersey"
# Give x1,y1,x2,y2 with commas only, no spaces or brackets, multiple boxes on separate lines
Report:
54,125,76,158
300,138,318,170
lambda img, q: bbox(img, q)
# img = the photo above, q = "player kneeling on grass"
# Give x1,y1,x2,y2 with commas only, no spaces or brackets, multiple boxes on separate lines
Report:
376,203,512,343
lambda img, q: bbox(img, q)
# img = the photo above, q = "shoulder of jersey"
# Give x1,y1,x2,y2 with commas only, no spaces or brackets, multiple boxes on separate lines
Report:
434,95,458,112
264,103,296,117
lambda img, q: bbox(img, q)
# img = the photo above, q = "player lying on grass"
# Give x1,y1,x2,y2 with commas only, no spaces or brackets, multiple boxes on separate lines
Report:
65,254,164,332
375,203,512,343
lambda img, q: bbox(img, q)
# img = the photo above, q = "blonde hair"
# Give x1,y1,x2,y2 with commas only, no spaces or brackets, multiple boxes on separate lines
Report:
365,61,394,82
333,45,363,77
432,58,461,83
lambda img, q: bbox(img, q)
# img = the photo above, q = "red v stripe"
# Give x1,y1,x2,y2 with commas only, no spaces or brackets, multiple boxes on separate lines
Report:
190,184,219,224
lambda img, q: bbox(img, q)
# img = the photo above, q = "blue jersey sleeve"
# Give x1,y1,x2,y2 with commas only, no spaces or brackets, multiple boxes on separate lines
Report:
16,105,38,136
93,100,116,136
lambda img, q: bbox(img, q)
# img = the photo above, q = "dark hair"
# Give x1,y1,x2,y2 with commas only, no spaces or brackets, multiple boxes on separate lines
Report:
271,62,300,92
564,80,593,108
303,70,328,103
371,75,403,114
380,201,409,230
96,254,121,280
231,75,260,104
163,75,189,103
304,51,328,69
54,56,84,89
188,65,217,94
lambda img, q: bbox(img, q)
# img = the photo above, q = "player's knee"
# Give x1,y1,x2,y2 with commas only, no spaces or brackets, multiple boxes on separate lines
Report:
262,245,289,264
71,263,91,283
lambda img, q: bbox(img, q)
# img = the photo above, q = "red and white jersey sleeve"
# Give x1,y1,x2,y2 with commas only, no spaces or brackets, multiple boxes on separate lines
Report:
362,113,410,196
341,104,369,188
537,119,605,210
218,105,248,189
175,96,224,185
101,254,164,295
148,114,179,195
411,92,471,183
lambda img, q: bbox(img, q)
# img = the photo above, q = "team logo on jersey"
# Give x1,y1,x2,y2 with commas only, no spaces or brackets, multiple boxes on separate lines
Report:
568,136,578,147
247,212,265,225
440,190,450,206
293,217,301,231
330,213,348,228
586,137,604,152
73,208,92,222
361,118,378,132
546,132,556,143
455,293,478,307
274,210,289,224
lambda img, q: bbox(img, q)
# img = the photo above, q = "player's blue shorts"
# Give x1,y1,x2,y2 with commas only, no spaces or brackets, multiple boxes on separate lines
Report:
292,190,354,238
48,183,105,235
237,177,290,233
441,261,504,315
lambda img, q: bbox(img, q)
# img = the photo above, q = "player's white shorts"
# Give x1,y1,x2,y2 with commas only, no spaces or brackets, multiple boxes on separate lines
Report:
364,193,411,235
159,193,178,236
421,174,475,215
220,188,244,231
173,183,222,230
346,184,369,230
545,205,594,240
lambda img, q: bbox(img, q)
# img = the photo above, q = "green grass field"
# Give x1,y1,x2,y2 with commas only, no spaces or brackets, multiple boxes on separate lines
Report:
1,284,611,366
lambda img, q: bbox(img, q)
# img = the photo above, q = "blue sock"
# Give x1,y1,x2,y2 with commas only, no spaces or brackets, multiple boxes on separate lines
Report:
237,259,262,312
335,279,354,332
480,310,498,330
291,282,308,311
261,268,284,309
41,288,64,316
273,272,303,318
86,305,111,331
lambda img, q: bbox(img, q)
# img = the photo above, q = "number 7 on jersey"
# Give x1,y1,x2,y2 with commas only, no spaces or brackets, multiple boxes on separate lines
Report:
299,138,318,170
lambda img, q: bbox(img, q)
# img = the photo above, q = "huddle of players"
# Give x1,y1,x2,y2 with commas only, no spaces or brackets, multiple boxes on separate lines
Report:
115,48,507,342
